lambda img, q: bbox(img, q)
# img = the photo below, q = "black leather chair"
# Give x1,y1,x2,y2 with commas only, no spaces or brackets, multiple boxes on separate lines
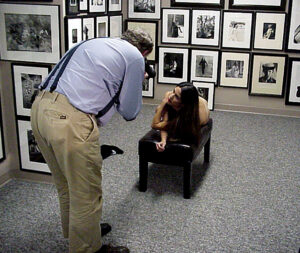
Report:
138,118,213,199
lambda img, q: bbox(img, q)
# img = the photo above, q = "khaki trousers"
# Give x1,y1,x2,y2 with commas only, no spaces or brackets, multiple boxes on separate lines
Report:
31,91,103,253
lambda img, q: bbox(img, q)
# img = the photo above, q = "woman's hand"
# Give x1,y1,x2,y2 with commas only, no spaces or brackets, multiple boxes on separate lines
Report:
156,140,166,152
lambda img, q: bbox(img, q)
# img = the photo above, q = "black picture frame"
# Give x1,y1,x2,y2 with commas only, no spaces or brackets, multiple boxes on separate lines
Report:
79,0,88,13
228,0,286,11
109,14,123,38
125,19,158,62
128,0,161,19
108,0,122,12
0,97,5,163
285,57,300,106
65,16,83,51
192,81,216,111
286,0,300,53
171,0,224,8
142,61,155,98
82,15,96,41
249,53,287,97
66,0,80,16
89,0,106,14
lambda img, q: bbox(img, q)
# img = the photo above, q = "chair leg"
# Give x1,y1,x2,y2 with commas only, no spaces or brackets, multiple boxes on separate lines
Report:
183,162,192,199
204,137,211,163
139,156,148,192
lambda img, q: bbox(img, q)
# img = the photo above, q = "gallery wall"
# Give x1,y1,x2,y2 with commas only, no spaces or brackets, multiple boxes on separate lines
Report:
0,0,299,183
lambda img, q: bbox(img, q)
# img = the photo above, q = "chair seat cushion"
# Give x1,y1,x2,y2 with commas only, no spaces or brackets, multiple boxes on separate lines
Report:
138,119,212,166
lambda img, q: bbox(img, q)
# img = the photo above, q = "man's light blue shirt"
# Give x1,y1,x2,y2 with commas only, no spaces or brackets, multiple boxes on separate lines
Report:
42,38,145,126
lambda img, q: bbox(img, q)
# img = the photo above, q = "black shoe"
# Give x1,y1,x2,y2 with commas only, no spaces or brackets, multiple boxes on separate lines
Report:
96,244,129,253
101,223,112,237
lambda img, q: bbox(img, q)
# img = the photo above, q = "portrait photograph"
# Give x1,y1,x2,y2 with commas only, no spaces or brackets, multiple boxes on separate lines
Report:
285,58,300,105
128,0,160,19
161,8,190,44
190,49,219,83
222,11,253,50
286,0,300,52
12,64,50,117
17,120,50,173
89,0,106,13
192,82,215,110
254,12,286,51
108,0,122,12
125,20,158,61
142,63,155,97
220,52,250,88
96,16,108,38
229,0,286,11
191,10,221,47
171,0,224,8
82,17,95,41
0,3,60,63
109,15,122,38
0,100,4,162
249,53,287,97
66,17,82,50
158,47,189,84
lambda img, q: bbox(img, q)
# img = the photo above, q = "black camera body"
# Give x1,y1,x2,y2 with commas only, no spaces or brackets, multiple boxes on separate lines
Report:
144,58,156,79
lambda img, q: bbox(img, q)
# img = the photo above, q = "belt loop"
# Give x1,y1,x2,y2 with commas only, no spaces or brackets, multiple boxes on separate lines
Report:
52,92,59,102
40,90,46,99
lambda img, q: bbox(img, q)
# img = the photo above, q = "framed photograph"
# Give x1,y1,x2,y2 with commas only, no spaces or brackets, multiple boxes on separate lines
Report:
12,64,51,117
79,0,88,12
0,99,5,162
66,0,80,15
222,11,253,50
249,53,287,97
65,17,82,50
192,82,215,111
0,3,61,64
128,0,160,19
142,63,155,98
220,51,250,88
125,20,158,62
161,8,190,44
253,12,286,51
109,15,123,38
158,47,189,84
191,9,221,47
286,0,300,52
171,0,224,8
82,16,95,41
89,0,106,13
17,119,50,173
108,0,122,12
190,49,219,84
96,16,108,37
229,0,286,11
285,58,300,106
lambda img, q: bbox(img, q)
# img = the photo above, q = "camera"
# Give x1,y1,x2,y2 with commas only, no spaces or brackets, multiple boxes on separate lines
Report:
144,58,156,79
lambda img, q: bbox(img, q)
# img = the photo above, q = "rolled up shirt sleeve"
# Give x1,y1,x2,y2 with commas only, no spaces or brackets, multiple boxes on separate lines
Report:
117,57,145,121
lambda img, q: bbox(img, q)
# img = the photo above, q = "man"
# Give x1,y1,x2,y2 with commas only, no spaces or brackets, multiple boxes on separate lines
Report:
259,63,276,83
30,29,153,253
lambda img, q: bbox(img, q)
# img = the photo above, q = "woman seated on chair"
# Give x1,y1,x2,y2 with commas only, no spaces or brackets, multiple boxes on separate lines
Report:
151,82,210,152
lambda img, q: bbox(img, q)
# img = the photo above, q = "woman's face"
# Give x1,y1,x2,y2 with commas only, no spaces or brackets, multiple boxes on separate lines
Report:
167,86,182,110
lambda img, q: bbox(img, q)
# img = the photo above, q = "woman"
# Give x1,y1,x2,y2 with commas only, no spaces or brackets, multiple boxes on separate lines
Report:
151,82,210,152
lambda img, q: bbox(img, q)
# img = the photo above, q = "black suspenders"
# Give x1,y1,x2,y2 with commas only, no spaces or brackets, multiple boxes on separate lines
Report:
39,39,123,118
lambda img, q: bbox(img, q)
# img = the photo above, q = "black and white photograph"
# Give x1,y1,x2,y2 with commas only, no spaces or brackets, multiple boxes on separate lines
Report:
250,53,287,97
109,15,122,38
190,49,219,83
66,17,82,50
285,58,300,105
286,0,300,52
142,63,155,98
17,120,50,173
222,11,253,50
67,0,79,15
220,52,250,88
158,47,188,84
254,12,286,51
162,9,190,44
12,64,50,117
96,16,108,38
0,3,60,63
125,20,158,62
79,0,88,12
191,10,221,46
108,0,122,12
89,0,106,13
0,99,5,162
128,0,160,19
171,0,224,8
229,0,286,11
192,81,215,110
82,17,95,41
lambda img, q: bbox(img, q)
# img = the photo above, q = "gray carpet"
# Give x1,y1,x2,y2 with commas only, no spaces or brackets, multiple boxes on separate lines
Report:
1,104,299,253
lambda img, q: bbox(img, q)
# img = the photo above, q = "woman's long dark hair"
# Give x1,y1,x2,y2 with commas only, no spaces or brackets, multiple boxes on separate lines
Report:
166,82,201,144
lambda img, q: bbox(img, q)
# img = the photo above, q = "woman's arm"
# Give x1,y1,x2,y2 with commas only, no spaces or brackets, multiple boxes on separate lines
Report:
199,96,210,126
151,92,169,130
156,130,168,152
